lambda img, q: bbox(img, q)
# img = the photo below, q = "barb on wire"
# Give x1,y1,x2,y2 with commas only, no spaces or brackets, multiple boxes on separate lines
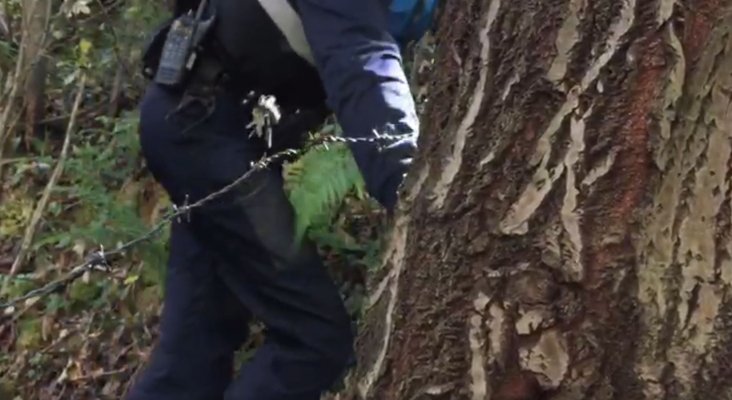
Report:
0,131,413,311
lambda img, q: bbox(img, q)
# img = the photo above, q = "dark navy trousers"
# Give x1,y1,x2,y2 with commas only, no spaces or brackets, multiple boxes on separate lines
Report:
125,83,354,400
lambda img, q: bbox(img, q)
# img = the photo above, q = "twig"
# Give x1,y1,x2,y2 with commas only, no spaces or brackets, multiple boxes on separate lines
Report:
0,156,42,166
0,30,26,162
3,73,87,289
108,63,124,117
121,359,146,398
0,0,53,162
0,1,11,39
93,0,132,78
0,0,31,179
69,366,131,382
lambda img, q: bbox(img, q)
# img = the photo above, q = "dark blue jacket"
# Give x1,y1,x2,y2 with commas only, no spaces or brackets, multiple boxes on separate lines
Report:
295,0,419,212
160,0,420,211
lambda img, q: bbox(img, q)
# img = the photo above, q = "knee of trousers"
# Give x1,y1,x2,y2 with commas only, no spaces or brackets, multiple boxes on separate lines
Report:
313,318,357,380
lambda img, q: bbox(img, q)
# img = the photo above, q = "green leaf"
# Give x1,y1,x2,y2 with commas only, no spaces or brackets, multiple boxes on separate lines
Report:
283,142,365,242
17,319,43,349
124,274,140,285
79,38,92,56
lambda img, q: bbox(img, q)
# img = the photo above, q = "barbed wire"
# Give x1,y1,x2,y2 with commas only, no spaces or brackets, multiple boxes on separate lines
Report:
0,131,412,311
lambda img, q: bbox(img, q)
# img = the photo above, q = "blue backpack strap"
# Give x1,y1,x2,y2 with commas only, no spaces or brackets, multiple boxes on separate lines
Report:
387,0,438,44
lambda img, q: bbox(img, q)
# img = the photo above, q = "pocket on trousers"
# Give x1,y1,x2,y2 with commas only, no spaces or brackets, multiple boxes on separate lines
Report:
170,97,219,141
139,84,211,145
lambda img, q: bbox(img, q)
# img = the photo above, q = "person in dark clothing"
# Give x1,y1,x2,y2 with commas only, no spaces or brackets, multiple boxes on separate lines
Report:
125,0,424,399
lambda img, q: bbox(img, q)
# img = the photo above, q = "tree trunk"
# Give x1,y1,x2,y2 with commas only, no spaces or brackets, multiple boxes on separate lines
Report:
20,0,51,147
339,1,732,399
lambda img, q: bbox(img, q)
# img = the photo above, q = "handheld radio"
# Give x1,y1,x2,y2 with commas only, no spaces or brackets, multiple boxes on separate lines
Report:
154,0,213,87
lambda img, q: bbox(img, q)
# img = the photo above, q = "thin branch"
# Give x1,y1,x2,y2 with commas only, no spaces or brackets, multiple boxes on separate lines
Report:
0,0,43,170
0,156,42,166
68,366,131,382
3,73,87,289
0,30,27,159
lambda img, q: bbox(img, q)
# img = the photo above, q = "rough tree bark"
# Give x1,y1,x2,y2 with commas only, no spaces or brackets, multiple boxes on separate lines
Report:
20,0,51,146
338,0,732,399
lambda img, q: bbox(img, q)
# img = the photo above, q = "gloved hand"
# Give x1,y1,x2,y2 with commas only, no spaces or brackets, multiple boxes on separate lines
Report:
347,130,416,214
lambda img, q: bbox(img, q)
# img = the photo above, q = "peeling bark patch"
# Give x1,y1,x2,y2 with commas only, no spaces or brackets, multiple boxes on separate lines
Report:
692,297,732,397
431,0,500,210
498,0,635,236
488,303,508,370
498,94,577,235
582,149,617,187
469,292,490,400
657,0,675,26
357,215,410,399
566,0,626,88
519,328,569,389
634,10,732,398
675,110,730,336
666,53,732,396
417,0,473,167
560,108,590,281
579,0,635,91
547,0,585,84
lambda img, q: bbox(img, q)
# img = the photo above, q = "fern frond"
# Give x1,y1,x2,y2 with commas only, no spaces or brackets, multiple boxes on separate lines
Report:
283,142,365,242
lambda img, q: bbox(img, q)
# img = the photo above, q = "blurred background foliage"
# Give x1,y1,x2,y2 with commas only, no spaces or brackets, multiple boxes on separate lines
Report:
0,0,434,398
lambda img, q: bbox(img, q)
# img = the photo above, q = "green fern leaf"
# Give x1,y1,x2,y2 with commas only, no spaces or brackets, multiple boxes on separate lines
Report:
283,142,365,242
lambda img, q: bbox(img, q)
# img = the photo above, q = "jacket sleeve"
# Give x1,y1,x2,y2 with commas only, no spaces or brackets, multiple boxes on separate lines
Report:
294,0,419,212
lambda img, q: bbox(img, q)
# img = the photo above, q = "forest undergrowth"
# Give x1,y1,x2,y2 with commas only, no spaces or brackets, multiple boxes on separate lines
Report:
0,1,434,398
